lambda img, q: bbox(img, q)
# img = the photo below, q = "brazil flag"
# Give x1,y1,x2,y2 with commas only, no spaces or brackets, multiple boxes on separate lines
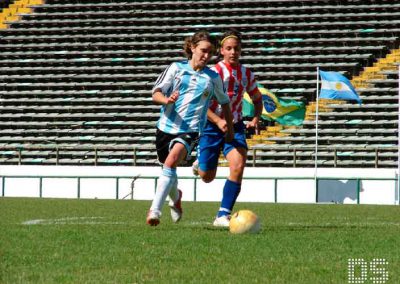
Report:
243,87,305,126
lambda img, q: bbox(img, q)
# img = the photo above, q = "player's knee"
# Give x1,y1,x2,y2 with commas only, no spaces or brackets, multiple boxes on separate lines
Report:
230,163,245,176
199,171,216,183
202,176,214,183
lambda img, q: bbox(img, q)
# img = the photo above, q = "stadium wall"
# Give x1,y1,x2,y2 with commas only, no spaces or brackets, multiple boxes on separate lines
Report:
0,166,398,205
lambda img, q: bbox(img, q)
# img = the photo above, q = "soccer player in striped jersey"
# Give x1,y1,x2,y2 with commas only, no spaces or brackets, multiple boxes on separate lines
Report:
147,30,234,226
195,29,263,227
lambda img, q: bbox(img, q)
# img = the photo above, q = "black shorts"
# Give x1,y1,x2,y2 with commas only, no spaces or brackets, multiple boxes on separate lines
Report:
155,129,199,164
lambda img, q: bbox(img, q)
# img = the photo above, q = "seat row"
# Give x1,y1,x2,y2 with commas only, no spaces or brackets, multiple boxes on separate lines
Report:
0,0,398,167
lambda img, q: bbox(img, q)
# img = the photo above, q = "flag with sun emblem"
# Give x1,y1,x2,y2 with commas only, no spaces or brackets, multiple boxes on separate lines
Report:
319,70,361,104
243,87,306,126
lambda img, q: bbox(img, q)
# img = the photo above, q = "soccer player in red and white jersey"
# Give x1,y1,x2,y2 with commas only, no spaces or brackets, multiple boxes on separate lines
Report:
195,29,263,227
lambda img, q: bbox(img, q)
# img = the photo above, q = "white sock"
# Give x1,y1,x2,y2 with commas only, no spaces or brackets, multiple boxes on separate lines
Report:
150,167,177,213
169,179,179,203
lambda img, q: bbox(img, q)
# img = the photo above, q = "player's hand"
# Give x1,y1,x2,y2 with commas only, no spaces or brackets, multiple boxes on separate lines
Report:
216,119,228,133
166,91,179,104
246,117,259,129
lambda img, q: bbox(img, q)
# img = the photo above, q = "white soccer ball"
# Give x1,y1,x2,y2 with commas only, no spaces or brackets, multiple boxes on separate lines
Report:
229,210,261,234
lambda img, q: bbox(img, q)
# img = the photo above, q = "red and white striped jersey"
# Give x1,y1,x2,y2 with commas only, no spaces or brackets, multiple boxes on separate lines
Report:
210,61,261,123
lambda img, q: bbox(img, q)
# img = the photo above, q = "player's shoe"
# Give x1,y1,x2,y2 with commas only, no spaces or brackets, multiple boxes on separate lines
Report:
169,189,183,223
213,215,231,227
192,160,199,176
146,210,161,226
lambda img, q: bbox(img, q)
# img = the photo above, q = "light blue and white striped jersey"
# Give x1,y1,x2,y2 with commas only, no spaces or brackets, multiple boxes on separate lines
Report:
153,61,230,134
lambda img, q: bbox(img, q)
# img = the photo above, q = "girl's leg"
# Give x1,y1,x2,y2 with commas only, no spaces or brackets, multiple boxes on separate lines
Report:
147,143,187,225
216,147,247,219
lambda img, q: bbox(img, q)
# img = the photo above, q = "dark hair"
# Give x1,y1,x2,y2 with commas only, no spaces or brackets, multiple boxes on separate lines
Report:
219,28,242,48
183,30,216,59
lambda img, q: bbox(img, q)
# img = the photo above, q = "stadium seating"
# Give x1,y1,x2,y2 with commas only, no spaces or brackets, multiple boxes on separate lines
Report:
0,0,399,167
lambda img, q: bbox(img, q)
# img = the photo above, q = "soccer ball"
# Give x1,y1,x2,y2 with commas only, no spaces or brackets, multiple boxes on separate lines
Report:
229,210,261,234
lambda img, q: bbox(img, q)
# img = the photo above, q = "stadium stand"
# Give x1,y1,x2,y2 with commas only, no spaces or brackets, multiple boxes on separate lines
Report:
0,1,12,9
0,0,399,167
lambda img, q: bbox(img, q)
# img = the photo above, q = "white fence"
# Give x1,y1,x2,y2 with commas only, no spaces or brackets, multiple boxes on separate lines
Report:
0,166,398,205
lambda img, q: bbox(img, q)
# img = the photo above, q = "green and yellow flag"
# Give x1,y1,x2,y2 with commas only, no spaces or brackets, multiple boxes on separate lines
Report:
243,87,305,126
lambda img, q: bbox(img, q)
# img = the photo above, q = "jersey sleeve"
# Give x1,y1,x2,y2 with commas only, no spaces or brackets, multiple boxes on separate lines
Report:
212,75,230,105
152,63,177,96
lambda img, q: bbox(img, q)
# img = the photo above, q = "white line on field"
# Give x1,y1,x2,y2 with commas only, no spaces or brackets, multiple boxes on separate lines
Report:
21,217,128,225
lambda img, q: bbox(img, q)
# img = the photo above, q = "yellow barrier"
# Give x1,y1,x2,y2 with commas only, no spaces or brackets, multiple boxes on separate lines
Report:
0,0,44,29
351,48,400,87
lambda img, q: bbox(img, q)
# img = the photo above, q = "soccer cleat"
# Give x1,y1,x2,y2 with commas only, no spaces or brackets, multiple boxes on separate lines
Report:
213,215,231,227
169,189,183,223
192,160,199,176
146,210,161,226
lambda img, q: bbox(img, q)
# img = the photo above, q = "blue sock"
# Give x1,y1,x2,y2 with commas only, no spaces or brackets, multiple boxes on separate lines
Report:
217,179,241,217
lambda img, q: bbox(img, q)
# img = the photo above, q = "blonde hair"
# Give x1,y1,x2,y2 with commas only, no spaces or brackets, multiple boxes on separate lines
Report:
183,30,216,59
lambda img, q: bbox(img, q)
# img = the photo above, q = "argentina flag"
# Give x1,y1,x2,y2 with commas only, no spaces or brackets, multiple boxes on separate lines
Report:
319,70,362,104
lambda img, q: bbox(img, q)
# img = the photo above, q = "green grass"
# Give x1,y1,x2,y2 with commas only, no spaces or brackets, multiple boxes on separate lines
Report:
0,198,399,283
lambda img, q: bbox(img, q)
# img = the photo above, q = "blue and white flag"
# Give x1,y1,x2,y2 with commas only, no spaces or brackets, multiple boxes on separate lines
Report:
319,70,362,104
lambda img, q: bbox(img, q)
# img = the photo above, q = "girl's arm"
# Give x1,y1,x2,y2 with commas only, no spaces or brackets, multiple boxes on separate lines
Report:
221,103,234,142
247,90,262,129
152,89,179,105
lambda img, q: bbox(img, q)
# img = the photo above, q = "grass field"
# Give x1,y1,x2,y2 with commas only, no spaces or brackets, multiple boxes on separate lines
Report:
0,197,399,283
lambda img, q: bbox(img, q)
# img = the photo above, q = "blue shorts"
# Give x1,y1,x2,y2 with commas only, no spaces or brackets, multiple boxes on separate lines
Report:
197,121,247,172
